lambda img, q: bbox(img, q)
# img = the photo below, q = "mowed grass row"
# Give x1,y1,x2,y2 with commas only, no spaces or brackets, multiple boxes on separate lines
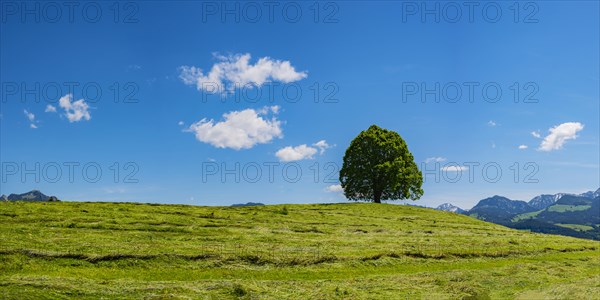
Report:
1,201,599,299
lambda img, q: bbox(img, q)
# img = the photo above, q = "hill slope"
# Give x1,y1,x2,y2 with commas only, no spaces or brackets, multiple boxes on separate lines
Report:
1,201,599,299
511,195,600,240
467,195,536,224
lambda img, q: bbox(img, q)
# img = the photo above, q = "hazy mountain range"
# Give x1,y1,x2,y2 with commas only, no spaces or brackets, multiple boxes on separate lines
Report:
435,203,466,214
1,190,59,202
436,188,600,213
436,188,600,240
231,202,265,207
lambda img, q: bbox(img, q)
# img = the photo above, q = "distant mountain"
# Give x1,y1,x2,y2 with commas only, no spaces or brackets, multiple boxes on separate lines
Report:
529,193,568,210
463,190,600,240
511,195,599,240
231,202,264,207
556,194,597,206
528,188,600,210
579,188,600,199
1,190,59,202
435,203,466,214
468,196,536,224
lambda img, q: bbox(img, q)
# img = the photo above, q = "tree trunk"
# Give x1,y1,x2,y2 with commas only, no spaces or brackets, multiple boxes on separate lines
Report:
373,191,382,203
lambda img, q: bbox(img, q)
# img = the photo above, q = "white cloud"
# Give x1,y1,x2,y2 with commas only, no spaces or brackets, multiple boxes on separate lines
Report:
187,106,282,150
531,131,541,138
487,120,497,127
45,105,57,113
425,157,447,163
518,145,528,149
441,165,468,172
325,184,343,193
59,94,91,122
539,122,584,151
313,140,332,154
178,121,184,126
491,142,496,149
24,110,37,128
179,53,307,93
275,140,331,162
24,110,35,122
276,144,318,162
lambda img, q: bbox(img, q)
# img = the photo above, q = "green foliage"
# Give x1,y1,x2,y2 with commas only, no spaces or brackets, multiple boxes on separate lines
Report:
339,125,423,203
279,206,289,215
231,284,247,297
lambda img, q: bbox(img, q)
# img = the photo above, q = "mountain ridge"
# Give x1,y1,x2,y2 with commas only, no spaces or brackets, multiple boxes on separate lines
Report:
435,188,600,240
1,190,59,202
435,203,466,214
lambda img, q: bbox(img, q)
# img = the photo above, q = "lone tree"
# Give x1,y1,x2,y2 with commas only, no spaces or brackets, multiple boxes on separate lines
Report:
339,125,423,203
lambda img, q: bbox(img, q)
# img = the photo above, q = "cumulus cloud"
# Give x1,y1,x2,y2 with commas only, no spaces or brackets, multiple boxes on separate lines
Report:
30,123,38,129
325,184,343,193
425,157,447,163
178,121,184,126
275,140,332,162
187,106,282,150
179,53,307,93
539,122,584,151
59,94,91,122
45,105,57,113
518,145,528,149
441,165,468,172
487,120,497,127
276,144,318,162
531,131,541,138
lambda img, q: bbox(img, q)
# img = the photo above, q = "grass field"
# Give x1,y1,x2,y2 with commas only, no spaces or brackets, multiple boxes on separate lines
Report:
1,201,599,299
511,210,543,222
547,205,592,212
556,223,596,232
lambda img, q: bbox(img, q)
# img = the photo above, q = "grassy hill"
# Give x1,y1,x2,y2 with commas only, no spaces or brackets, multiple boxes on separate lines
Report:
1,201,599,299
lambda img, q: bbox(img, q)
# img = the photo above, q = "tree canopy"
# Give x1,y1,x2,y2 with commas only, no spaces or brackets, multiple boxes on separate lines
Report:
339,125,423,203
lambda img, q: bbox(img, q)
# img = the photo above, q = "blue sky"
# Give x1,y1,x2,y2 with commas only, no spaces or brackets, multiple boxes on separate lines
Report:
1,1,598,209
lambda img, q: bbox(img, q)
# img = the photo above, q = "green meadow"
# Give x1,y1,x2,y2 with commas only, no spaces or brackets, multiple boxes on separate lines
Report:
1,201,599,299
547,205,592,213
556,224,596,232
